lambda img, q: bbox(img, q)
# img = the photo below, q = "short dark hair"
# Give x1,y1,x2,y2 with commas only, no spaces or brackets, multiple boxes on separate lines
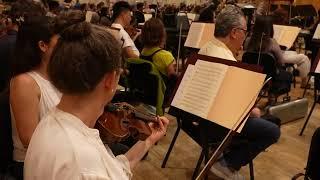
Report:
137,3,144,10
48,1,60,11
48,22,123,94
214,5,244,38
12,16,54,76
112,1,131,21
141,18,166,47
99,7,109,17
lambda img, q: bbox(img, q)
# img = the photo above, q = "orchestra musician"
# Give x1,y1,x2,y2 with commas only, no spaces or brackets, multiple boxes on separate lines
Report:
24,22,169,180
245,15,311,88
199,5,280,179
111,1,140,58
9,9,84,180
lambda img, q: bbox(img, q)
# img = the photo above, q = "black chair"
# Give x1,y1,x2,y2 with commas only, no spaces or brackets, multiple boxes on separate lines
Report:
161,108,255,180
300,74,320,135
0,88,13,178
125,58,166,116
242,51,292,103
293,128,320,180
163,13,177,32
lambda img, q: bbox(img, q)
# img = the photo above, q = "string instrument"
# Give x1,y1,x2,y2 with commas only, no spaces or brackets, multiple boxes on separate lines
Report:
124,25,140,39
95,103,158,144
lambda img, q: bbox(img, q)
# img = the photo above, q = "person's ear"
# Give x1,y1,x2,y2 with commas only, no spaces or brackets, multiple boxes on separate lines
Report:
103,71,117,91
38,40,48,53
230,28,238,40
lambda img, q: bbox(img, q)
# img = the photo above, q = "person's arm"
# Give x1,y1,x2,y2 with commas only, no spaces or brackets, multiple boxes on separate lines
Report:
123,47,139,59
10,74,41,148
166,61,177,77
124,116,169,168
250,107,261,118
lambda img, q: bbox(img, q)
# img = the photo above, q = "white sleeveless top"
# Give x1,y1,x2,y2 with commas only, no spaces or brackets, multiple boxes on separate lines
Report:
11,71,62,162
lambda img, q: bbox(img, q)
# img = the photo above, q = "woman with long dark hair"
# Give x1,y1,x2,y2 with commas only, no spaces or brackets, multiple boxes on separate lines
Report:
9,10,85,179
245,15,311,87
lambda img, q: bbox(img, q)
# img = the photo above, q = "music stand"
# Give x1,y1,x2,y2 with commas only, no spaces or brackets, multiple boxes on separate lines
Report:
161,53,263,180
300,50,320,136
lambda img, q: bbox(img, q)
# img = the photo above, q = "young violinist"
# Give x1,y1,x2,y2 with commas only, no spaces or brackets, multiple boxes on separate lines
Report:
111,1,140,58
24,22,169,180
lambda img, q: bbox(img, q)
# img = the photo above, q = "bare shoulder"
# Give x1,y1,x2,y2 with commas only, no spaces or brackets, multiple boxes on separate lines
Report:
10,73,40,97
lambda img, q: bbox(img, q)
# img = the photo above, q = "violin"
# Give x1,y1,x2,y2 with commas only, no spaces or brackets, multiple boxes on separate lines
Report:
95,103,158,144
124,25,140,39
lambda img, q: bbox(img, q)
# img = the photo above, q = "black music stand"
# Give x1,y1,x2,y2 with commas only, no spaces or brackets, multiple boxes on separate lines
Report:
300,50,320,136
292,5,317,17
161,54,263,180
237,3,256,33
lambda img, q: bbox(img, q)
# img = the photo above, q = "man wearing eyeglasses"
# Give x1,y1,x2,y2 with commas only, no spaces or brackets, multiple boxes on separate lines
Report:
199,5,280,180
199,5,247,61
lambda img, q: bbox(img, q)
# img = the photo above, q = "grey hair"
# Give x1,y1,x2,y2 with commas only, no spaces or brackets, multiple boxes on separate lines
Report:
214,5,245,38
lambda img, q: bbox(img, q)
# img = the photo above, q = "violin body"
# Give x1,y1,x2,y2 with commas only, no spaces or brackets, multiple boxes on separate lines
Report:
95,103,157,144
124,25,139,39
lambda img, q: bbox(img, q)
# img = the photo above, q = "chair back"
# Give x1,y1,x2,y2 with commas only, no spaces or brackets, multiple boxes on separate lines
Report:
242,51,278,78
126,58,166,115
243,51,292,95
305,127,320,180
0,88,13,173
176,15,190,32
163,13,177,28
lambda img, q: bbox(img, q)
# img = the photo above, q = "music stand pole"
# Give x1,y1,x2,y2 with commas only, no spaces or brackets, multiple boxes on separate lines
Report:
176,23,183,74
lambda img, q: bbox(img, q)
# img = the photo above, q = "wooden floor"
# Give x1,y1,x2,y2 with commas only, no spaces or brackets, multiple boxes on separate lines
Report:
132,80,320,180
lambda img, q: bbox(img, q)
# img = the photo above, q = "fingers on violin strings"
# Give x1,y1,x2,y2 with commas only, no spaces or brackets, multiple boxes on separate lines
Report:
158,118,165,131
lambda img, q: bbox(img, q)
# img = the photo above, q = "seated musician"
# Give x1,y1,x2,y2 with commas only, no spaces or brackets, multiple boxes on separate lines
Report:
140,18,176,79
24,22,169,180
111,1,140,58
245,15,311,88
140,18,177,100
9,9,84,180
134,2,145,24
199,5,280,179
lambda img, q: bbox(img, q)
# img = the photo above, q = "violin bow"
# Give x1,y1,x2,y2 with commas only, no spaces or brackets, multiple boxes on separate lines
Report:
176,0,184,74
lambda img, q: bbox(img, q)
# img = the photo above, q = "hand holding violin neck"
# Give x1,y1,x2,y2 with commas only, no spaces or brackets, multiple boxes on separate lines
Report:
133,111,158,123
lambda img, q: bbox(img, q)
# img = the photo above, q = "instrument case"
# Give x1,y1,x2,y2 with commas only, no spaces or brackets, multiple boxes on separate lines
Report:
266,98,308,124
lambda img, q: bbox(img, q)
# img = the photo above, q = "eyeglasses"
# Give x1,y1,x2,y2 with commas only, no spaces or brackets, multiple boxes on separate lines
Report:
236,27,247,34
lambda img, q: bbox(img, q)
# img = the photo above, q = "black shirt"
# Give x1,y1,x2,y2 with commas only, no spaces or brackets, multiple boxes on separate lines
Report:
0,29,17,92
134,10,145,24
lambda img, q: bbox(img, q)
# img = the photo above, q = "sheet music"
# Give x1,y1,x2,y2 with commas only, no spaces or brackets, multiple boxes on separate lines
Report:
273,25,301,49
315,60,320,73
313,24,320,40
85,11,93,22
187,13,199,21
172,60,228,118
184,23,205,48
171,65,195,107
144,14,152,21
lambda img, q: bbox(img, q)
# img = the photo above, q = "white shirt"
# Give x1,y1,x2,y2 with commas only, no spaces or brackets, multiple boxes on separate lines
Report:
198,37,236,61
24,108,132,180
111,23,140,57
10,71,61,162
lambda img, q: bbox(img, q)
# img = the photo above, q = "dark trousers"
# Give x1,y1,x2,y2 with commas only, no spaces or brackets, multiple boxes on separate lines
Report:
5,161,23,180
224,117,281,170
